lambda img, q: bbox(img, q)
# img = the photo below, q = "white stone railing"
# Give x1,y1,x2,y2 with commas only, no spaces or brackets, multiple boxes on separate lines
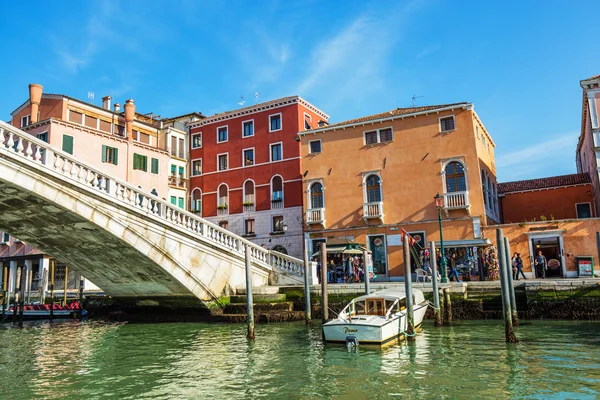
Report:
363,201,383,218
0,120,305,278
444,191,469,209
306,208,325,224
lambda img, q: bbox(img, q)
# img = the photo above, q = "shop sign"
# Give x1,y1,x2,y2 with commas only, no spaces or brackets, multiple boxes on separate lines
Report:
387,234,402,246
309,232,323,238
529,225,559,232
578,259,593,277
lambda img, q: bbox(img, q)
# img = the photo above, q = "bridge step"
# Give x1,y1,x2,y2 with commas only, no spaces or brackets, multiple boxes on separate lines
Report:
224,302,293,314
230,293,286,303
212,311,305,323
236,286,281,295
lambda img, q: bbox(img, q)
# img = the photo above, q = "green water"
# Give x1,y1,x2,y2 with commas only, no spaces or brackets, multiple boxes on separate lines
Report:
0,320,599,399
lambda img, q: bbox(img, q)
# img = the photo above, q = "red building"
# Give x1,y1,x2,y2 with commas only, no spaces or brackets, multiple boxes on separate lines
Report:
188,96,329,258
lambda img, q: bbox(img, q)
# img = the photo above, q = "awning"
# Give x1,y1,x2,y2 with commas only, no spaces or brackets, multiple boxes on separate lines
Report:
312,246,368,257
434,238,492,248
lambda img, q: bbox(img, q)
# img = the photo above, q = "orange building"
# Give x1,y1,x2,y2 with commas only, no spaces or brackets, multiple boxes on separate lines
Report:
300,102,498,280
498,173,595,224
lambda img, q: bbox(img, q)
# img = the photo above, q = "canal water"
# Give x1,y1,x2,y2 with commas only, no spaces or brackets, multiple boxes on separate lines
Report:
0,320,599,399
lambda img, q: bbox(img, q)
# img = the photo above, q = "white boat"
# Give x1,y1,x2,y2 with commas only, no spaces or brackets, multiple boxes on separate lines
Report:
322,289,428,345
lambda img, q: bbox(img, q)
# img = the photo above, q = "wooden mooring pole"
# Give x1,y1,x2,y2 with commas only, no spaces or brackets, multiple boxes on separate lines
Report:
430,241,442,327
244,244,255,340
443,288,452,325
363,249,371,295
13,266,21,324
303,239,312,325
403,234,415,340
497,229,518,343
503,237,519,326
63,266,69,306
18,268,25,327
50,259,55,321
2,264,7,320
320,242,328,325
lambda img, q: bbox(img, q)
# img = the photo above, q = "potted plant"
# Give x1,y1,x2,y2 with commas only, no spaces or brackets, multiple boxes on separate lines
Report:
217,204,228,210
243,201,254,207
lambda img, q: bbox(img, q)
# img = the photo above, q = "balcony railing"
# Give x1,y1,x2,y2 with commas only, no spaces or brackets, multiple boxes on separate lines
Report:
363,201,384,219
306,208,325,225
168,175,188,189
271,199,284,209
243,204,255,212
217,205,228,216
444,191,470,209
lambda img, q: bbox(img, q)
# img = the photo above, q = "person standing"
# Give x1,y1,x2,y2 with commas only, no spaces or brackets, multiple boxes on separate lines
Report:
514,253,526,280
534,250,547,279
448,253,462,282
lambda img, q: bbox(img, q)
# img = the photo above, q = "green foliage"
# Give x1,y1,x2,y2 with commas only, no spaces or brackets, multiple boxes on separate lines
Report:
540,215,547,221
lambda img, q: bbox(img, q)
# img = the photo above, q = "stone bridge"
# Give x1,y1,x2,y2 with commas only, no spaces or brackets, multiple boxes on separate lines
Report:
0,121,314,309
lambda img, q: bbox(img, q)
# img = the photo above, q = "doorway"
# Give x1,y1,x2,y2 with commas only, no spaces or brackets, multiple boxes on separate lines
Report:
530,235,565,278
367,234,388,279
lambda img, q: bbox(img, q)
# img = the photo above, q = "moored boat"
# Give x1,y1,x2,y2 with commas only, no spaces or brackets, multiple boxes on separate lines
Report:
322,289,428,345
1,302,85,321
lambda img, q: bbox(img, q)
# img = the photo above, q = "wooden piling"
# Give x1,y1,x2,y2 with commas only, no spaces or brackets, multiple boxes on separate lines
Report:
18,268,25,327
403,234,415,340
63,266,69,306
50,259,55,321
430,241,442,327
503,237,519,326
244,244,255,340
27,265,33,305
363,249,371,295
320,242,328,325
79,276,85,318
13,266,21,324
496,229,518,343
303,239,312,325
2,264,7,320
443,288,452,325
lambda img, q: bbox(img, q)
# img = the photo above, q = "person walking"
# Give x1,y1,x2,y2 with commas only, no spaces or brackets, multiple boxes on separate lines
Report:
448,253,462,282
534,250,547,279
513,253,526,280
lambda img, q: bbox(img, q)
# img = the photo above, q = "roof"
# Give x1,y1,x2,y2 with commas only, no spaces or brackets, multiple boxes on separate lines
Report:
498,173,591,194
582,73,600,83
300,102,471,135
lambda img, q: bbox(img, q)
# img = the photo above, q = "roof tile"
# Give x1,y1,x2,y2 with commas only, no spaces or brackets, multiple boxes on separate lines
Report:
498,173,591,194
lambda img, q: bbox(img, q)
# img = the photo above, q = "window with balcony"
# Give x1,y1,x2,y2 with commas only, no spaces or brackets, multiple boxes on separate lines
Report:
243,148,255,166
440,116,455,132
192,159,202,176
218,153,228,171
243,180,255,209
270,143,282,161
243,120,254,137
364,127,393,145
271,175,283,207
310,182,324,208
217,126,228,143
309,140,321,154
269,113,282,132
366,175,382,202
218,184,228,212
244,219,256,236
191,189,202,214
445,162,466,192
272,215,284,232
192,133,202,149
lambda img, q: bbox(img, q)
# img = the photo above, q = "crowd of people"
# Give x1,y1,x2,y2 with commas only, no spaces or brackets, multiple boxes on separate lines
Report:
314,254,372,284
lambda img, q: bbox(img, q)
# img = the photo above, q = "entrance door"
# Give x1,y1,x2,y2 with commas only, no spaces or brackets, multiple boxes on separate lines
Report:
531,236,563,278
367,235,388,279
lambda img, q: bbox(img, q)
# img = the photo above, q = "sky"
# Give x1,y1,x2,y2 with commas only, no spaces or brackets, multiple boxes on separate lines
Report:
1,0,599,182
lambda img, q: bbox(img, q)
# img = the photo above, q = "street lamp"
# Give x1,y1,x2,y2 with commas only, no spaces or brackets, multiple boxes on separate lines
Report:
282,224,288,232
434,193,448,283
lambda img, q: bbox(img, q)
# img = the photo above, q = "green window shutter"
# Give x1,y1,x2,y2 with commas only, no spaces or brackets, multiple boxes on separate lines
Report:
151,158,159,174
144,156,148,172
171,164,176,174
133,154,139,170
170,196,176,205
101,145,107,163
178,166,184,175
62,135,73,155
114,148,119,165
178,197,184,208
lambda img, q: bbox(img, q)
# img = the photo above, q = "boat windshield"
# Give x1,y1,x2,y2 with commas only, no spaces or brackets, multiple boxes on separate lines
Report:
346,298,406,317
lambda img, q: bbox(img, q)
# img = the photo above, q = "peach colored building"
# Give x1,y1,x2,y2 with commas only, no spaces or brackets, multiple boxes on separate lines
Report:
300,102,499,280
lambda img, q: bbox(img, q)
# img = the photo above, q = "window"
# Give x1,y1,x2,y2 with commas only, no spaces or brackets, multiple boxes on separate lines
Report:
244,180,255,204
445,162,466,192
192,133,202,149
244,219,255,235
99,120,111,132
133,153,148,171
269,113,282,132
192,159,202,176
171,136,177,156
364,127,393,145
170,196,177,205
270,143,282,161
178,138,185,159
62,134,74,155
151,158,159,174
440,116,455,132
21,115,31,127
243,148,255,166
219,220,228,229
171,164,176,176
304,113,312,130
482,170,488,208
139,132,151,145
576,203,592,218
243,120,254,137
36,132,48,142
309,140,321,154
310,182,324,208
272,215,284,232
217,126,228,143
178,197,184,209
218,154,228,171
178,166,184,176
475,125,480,138
69,110,83,124
85,116,98,129
218,184,228,207
271,175,283,202
487,176,492,206
191,189,202,213
1,232,9,243
102,145,119,165
366,175,382,202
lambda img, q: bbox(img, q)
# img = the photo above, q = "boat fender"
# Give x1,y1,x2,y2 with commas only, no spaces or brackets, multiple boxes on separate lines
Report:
346,335,359,349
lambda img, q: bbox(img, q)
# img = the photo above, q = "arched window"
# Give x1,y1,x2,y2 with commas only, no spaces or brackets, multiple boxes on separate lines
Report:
445,162,466,192
272,245,288,255
486,176,492,207
243,180,255,204
271,175,283,202
311,182,324,208
366,175,382,202
191,189,202,213
218,184,228,207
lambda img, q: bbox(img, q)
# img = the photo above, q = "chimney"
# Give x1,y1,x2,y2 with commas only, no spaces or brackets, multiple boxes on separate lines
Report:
114,102,120,113
29,84,43,124
102,96,112,110
124,99,135,140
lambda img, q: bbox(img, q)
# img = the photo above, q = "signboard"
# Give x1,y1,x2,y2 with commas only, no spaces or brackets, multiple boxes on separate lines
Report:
387,234,402,246
577,257,593,277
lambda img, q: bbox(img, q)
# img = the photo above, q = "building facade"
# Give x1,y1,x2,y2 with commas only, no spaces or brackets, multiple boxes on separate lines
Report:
300,102,499,279
188,96,329,259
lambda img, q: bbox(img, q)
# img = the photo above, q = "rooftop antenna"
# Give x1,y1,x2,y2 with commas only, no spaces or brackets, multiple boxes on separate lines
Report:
88,91,95,104
238,95,246,106
411,94,423,107
254,92,260,104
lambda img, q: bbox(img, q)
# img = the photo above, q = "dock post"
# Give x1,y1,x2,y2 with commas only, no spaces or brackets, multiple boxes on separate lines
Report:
13,266,21,324
503,237,519,326
27,263,33,305
18,268,25,327
430,241,442,327
303,239,312,325
244,244,255,340
363,249,371,295
320,242,328,325
79,276,85,318
403,235,415,340
63,266,69,306
497,229,518,343
50,259,55,321
443,288,452,325
2,264,7,320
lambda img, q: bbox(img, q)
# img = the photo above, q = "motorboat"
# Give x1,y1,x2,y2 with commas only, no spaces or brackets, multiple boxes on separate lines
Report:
1,302,85,321
322,289,428,345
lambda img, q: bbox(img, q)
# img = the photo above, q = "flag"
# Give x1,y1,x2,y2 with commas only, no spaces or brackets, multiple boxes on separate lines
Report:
401,229,416,246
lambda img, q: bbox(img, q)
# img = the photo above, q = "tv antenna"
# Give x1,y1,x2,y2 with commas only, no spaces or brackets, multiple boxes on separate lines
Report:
254,92,260,104
411,94,423,107
238,95,246,106
88,91,95,103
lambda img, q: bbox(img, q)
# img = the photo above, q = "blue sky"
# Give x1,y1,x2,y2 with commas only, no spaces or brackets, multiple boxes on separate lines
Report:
1,0,599,182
